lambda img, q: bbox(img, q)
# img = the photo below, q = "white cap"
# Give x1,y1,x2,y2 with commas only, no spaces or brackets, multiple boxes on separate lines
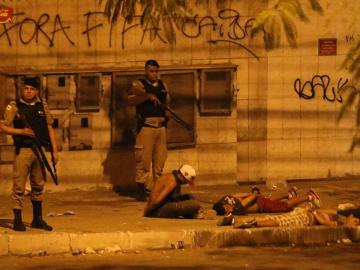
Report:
179,164,196,182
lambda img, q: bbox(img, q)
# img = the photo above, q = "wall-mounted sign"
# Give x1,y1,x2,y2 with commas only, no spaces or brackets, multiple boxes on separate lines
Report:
318,38,337,56
0,5,13,23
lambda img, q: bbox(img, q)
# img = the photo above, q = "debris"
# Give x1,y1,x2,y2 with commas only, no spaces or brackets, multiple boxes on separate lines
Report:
104,245,122,253
341,238,352,244
171,241,184,249
47,210,75,217
31,250,47,256
85,247,96,254
72,249,85,256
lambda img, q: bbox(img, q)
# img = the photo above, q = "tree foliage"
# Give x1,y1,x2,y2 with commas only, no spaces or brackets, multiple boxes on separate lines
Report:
99,0,238,43
99,0,189,43
250,0,323,50
337,39,360,151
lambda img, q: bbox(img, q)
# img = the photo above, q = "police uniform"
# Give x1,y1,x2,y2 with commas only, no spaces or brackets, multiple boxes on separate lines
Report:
134,78,169,189
3,97,53,210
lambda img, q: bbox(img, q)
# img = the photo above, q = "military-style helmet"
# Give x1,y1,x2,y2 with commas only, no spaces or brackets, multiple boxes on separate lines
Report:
179,164,196,182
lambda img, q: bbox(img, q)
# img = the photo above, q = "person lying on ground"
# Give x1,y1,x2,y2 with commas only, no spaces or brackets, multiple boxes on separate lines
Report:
224,204,360,229
214,186,321,221
144,164,202,219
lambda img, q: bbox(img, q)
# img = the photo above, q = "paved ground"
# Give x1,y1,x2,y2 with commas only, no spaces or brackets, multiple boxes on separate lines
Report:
0,179,359,234
1,244,359,270
0,179,359,257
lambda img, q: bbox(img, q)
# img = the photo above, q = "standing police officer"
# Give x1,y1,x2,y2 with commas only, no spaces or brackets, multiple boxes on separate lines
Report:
0,77,59,231
128,60,170,201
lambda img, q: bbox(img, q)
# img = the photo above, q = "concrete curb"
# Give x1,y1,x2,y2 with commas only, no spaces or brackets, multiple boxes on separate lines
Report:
0,226,358,256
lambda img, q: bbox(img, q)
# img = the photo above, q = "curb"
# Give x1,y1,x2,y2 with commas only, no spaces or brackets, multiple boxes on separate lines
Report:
0,226,359,256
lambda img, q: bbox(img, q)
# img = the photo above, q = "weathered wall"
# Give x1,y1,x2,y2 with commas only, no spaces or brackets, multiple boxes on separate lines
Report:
265,0,360,185
0,0,255,191
0,0,359,192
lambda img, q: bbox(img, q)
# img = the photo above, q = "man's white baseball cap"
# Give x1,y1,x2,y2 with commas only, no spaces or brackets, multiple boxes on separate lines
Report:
179,164,196,183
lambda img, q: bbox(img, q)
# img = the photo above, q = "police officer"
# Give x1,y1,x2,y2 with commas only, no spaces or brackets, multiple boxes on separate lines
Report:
128,60,170,201
0,77,59,231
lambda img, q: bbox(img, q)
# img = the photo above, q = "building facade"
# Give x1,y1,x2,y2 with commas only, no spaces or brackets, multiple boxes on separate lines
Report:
0,0,359,192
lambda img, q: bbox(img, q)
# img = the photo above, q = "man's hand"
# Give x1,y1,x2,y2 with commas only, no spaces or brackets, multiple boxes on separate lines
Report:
345,215,359,226
20,128,34,137
147,93,160,105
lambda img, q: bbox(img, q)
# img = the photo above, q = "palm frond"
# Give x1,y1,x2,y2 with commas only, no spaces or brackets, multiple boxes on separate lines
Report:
308,0,323,14
162,13,176,43
278,8,297,47
277,0,309,22
251,0,323,50
356,97,360,127
337,88,358,122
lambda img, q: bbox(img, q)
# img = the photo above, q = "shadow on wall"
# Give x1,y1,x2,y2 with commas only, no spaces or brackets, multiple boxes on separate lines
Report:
102,129,137,198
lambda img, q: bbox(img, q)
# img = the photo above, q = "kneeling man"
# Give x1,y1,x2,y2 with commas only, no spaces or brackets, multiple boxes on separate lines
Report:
144,164,201,218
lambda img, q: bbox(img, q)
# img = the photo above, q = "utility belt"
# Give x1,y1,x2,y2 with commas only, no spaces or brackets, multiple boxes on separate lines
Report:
142,117,166,128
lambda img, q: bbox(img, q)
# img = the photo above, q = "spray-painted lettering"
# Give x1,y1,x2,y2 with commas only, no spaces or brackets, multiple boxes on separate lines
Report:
293,75,351,103
0,8,257,59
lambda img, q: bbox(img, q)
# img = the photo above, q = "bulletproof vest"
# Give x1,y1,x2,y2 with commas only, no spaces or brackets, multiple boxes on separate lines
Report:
13,101,51,149
136,79,167,118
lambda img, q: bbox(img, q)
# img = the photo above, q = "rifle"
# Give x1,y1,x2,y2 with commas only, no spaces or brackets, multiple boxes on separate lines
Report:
159,103,193,131
17,105,59,185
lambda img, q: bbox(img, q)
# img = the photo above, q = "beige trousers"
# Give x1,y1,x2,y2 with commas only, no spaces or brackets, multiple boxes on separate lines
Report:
12,148,45,209
135,126,167,186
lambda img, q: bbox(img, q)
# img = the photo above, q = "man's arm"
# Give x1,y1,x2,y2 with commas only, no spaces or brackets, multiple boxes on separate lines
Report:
313,210,338,226
128,80,159,106
0,102,34,137
0,121,34,136
144,180,177,215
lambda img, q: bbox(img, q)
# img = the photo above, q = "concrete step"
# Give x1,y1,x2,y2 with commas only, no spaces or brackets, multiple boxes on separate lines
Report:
1,226,359,256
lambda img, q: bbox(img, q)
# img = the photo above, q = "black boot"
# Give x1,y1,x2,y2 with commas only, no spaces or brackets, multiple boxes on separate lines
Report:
30,201,53,231
136,183,147,201
13,209,26,231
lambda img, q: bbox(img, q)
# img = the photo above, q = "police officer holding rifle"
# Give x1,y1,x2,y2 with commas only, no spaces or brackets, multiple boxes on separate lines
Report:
0,77,58,231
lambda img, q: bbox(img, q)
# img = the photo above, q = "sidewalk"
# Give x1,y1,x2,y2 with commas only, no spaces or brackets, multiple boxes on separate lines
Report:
0,179,359,256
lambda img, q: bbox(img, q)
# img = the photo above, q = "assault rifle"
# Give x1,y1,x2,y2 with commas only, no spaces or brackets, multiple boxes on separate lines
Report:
17,105,58,185
159,103,193,131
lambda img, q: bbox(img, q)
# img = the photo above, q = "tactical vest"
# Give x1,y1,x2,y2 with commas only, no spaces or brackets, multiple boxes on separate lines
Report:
136,79,167,118
13,101,51,149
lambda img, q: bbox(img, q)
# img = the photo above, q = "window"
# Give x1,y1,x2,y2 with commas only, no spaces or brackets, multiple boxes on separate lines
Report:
69,114,93,151
76,73,101,112
46,75,71,109
161,71,195,148
112,72,142,147
199,69,233,116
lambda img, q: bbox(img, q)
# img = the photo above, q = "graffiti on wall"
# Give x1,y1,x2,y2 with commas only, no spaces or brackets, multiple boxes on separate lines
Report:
293,75,354,103
0,8,258,59
345,34,360,44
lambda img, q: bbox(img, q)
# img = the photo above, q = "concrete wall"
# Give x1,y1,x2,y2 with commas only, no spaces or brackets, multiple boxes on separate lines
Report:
265,0,360,184
0,0,359,192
